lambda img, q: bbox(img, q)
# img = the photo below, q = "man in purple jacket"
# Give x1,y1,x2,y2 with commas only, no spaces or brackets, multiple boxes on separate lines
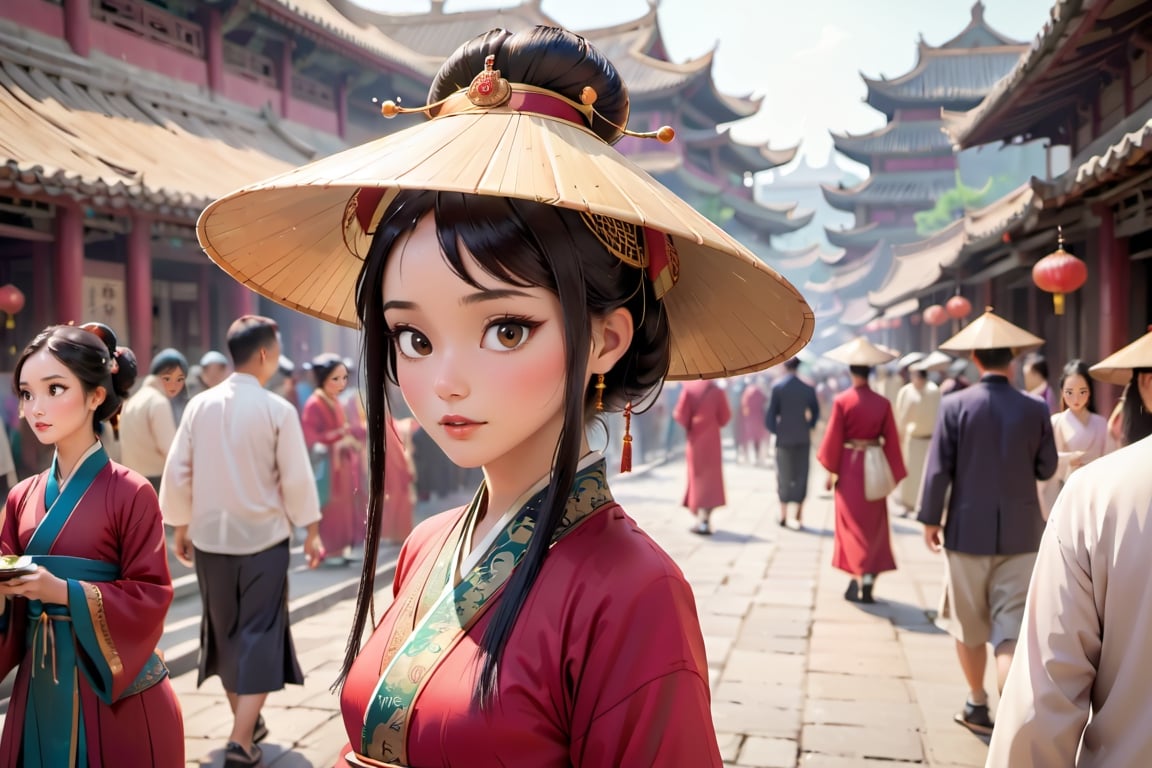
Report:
917,311,1057,737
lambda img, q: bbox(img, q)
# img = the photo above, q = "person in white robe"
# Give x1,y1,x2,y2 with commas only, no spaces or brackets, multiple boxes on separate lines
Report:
1036,360,1111,519
894,368,940,512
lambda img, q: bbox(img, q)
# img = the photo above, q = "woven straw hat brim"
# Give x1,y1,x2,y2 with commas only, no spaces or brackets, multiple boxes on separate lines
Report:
897,352,926,370
912,350,952,372
823,337,898,367
937,309,1044,353
1089,331,1152,385
196,109,814,381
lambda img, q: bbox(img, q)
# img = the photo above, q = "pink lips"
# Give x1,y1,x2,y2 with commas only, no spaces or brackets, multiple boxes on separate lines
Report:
33,422,50,432
439,415,484,439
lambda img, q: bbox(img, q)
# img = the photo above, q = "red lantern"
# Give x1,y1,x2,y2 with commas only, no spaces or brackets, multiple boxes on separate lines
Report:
946,295,972,319
1032,227,1087,315
922,304,948,327
887,317,902,330
0,284,24,329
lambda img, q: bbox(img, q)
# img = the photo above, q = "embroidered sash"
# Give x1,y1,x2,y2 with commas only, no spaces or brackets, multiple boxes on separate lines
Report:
358,461,613,766
19,449,168,767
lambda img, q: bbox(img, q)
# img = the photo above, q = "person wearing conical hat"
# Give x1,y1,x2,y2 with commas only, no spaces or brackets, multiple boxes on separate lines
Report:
196,27,814,767
988,331,1152,765
916,308,1057,737
816,337,907,604
893,361,941,516
1091,326,1152,447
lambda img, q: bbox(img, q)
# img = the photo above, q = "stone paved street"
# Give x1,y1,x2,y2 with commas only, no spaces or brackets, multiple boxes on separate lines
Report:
176,450,999,767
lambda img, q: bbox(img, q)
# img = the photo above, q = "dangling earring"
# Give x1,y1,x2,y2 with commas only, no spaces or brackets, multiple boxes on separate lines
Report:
594,374,606,411
620,402,633,473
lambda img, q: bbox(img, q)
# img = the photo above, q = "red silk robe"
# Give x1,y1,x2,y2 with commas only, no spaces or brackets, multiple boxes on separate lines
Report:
335,502,722,767
303,392,363,552
817,384,907,575
674,380,732,510
0,464,183,766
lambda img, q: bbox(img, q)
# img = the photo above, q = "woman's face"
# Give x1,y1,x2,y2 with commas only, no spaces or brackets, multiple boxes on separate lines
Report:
382,214,569,482
158,367,186,399
1061,373,1091,414
323,364,349,398
18,349,104,447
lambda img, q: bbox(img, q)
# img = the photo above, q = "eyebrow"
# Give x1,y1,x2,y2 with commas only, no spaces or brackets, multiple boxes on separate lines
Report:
18,375,67,386
382,288,535,313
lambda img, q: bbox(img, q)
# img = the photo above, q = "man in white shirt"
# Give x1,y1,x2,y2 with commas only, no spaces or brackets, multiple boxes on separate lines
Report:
160,315,323,768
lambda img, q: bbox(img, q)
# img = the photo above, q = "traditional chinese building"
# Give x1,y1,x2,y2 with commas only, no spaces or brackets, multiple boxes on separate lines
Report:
867,0,1152,410
0,0,807,372
810,2,1044,347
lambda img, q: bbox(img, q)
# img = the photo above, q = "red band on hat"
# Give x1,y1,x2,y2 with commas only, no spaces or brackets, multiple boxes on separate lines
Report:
354,187,388,233
506,93,588,128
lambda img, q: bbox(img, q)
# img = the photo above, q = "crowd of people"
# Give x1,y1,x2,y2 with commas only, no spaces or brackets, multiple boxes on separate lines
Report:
0,21,1149,768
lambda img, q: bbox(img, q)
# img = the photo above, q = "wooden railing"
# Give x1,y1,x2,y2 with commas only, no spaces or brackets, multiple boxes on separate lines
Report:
91,0,205,58
223,41,278,89
291,73,334,109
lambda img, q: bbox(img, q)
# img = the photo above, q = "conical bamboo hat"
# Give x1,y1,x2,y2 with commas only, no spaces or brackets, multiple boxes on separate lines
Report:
938,307,1043,353
823,337,898,367
897,352,926,370
196,77,813,381
912,350,952,372
1090,329,1152,385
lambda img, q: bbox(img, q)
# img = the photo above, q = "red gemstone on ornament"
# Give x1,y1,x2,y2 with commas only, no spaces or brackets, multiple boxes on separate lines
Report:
478,81,492,95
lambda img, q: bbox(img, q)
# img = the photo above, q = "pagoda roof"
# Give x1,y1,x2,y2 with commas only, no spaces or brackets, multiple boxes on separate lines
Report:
327,0,759,120
840,295,879,327
0,29,307,221
727,195,814,236
256,0,441,79
831,118,952,165
1032,101,1152,208
759,243,825,270
860,4,1025,118
868,183,1036,308
822,170,957,211
804,240,894,296
947,0,1152,148
824,221,922,250
680,127,799,173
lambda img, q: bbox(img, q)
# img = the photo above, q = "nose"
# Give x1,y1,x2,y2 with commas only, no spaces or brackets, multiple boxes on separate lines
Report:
431,352,469,402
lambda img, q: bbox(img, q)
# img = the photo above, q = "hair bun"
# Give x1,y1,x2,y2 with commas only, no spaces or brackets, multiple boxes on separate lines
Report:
79,321,118,357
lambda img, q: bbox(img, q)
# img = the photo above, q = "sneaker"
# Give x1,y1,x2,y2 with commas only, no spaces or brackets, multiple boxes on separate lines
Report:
224,742,263,768
954,701,994,736
252,715,268,744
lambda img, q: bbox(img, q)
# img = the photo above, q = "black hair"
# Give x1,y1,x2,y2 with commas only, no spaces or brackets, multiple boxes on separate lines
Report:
226,315,279,366
912,369,928,381
849,365,872,379
1025,353,1049,380
1121,369,1152,446
1057,359,1096,414
973,347,1014,370
13,323,138,438
783,357,801,372
309,353,347,389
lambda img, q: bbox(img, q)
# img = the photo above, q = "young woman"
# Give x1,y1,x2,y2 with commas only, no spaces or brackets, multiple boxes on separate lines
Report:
0,324,183,766
302,353,363,566
119,347,187,491
817,338,907,604
1037,359,1110,518
197,26,812,767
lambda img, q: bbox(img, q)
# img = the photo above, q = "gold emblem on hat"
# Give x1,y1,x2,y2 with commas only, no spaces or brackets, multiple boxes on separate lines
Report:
467,55,512,107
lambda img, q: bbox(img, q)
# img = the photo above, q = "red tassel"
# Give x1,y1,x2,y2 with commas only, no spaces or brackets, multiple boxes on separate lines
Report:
620,403,633,473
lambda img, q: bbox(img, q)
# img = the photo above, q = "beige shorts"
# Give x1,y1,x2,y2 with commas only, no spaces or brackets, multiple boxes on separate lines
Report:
937,550,1037,648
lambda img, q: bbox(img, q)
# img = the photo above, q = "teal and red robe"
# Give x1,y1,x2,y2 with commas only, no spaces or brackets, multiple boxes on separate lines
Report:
0,448,183,767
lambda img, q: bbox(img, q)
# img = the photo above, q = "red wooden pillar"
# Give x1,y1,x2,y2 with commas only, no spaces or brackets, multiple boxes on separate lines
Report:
127,214,153,358
198,265,213,355
232,281,257,320
336,77,349,140
63,0,91,58
204,8,224,95
1096,206,1130,417
54,205,84,324
31,241,53,331
279,42,293,119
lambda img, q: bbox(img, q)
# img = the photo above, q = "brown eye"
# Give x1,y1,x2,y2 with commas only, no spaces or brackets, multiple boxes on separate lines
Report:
482,322,531,351
396,330,433,358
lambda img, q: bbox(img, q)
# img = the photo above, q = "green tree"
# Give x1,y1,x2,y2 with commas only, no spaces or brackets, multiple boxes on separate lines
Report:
914,172,995,236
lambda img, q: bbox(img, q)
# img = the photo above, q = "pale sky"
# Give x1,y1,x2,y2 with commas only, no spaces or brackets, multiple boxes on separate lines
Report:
354,0,1056,166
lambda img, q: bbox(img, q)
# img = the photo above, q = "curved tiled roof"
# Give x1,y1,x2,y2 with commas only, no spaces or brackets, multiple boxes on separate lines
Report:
831,119,953,164
822,170,957,211
863,48,1026,116
0,34,307,220
681,127,798,174
728,195,814,236
805,240,894,296
824,221,922,250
